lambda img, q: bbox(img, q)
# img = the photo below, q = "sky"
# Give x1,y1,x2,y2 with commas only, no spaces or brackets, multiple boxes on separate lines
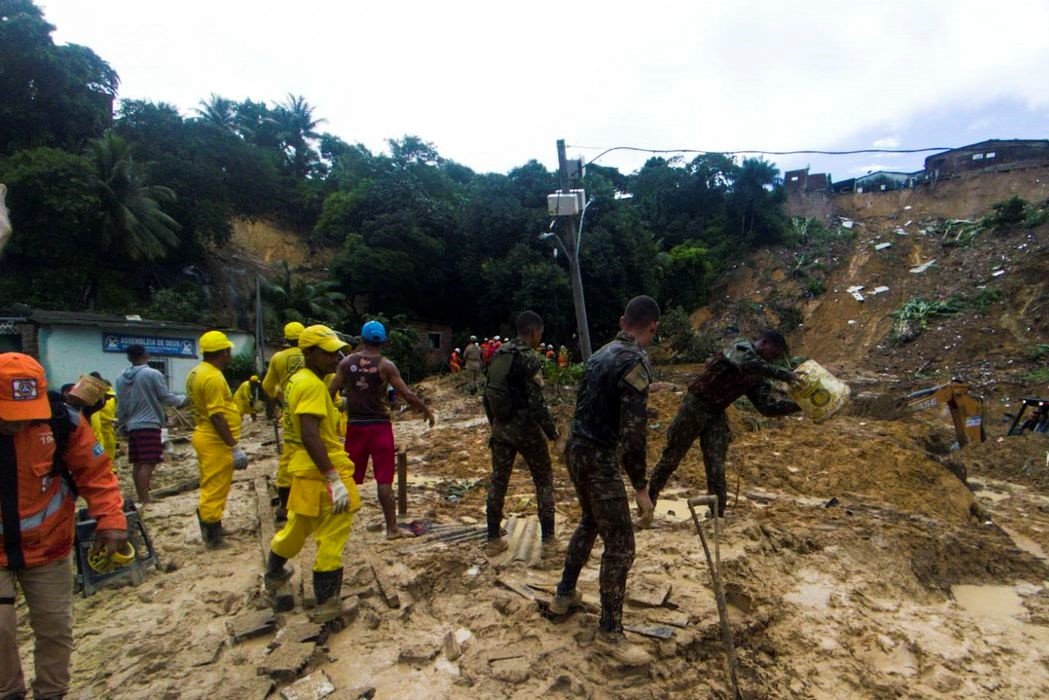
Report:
40,0,1049,182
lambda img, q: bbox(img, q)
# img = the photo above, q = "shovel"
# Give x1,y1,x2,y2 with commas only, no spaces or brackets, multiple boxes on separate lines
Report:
687,495,741,700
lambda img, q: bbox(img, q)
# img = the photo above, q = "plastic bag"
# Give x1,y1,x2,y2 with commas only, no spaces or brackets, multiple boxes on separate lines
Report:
788,360,850,423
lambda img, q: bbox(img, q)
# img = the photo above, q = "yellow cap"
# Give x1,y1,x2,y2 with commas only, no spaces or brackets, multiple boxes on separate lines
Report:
284,321,306,341
298,325,349,353
250,375,259,382
200,330,233,354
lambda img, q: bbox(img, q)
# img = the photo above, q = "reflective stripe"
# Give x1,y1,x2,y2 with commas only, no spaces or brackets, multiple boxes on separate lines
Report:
0,480,70,537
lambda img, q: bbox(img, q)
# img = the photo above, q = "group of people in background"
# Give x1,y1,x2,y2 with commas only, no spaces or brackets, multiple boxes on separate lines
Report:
449,335,571,392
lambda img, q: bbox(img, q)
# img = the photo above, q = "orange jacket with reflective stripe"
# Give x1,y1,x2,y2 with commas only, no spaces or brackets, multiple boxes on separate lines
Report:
0,409,127,569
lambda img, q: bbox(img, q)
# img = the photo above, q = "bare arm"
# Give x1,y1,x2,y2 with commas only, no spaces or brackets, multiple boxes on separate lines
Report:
382,359,435,426
209,414,236,447
328,363,346,400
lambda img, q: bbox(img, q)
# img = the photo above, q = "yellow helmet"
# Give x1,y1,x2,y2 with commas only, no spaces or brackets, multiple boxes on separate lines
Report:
200,330,233,353
284,321,306,341
250,375,260,382
87,541,136,574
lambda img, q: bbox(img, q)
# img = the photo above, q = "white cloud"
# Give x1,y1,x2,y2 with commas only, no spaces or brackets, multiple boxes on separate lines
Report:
41,0,1049,174
872,136,901,148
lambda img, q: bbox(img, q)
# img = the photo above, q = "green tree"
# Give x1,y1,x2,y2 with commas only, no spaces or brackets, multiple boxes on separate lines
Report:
0,0,119,153
88,131,181,261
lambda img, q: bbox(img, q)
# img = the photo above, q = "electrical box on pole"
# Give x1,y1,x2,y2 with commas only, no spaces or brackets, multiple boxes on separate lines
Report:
547,189,586,216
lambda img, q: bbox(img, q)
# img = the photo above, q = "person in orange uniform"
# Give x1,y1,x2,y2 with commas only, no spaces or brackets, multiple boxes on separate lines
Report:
186,331,247,549
262,321,306,522
264,326,360,622
0,353,127,700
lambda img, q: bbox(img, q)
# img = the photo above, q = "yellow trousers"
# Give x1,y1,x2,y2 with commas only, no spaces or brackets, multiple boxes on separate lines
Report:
270,508,354,572
193,430,233,523
276,441,294,489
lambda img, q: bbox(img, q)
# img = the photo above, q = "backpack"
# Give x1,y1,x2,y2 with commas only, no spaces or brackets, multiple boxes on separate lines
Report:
46,391,79,497
483,347,519,422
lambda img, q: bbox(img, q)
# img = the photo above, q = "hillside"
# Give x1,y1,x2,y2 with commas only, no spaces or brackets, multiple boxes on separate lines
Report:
693,167,1049,415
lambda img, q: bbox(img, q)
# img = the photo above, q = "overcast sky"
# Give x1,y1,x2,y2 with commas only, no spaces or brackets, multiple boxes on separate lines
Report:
40,0,1049,182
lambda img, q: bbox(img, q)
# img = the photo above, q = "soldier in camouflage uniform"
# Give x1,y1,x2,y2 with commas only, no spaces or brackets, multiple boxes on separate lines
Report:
483,312,560,557
648,330,800,518
550,296,661,667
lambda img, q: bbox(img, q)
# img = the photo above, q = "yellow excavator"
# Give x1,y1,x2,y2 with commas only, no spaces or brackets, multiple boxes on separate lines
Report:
903,380,986,448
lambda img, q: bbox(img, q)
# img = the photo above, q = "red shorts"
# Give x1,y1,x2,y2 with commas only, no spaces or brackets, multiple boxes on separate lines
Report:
345,422,395,485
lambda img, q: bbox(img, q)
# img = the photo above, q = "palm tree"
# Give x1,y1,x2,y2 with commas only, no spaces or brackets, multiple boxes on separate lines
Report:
274,94,325,177
261,263,345,325
195,93,237,133
88,132,181,261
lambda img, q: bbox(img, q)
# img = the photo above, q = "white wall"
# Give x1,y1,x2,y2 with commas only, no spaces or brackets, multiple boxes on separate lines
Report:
38,325,254,392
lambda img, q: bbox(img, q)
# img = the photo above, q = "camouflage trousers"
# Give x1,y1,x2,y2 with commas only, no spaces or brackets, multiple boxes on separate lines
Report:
487,421,555,541
648,392,731,516
557,438,634,633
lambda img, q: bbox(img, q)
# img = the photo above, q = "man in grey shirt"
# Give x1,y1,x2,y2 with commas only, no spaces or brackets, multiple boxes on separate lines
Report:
115,344,188,504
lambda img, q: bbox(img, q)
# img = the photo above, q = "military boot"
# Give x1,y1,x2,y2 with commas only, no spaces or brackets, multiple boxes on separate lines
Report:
275,487,290,525
593,630,652,666
484,536,509,557
549,588,582,615
264,552,295,612
309,568,344,623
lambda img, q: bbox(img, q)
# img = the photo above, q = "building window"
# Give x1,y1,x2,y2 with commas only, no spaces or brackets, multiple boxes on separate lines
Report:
790,176,799,182
427,332,441,350
972,153,984,160
148,358,170,386
986,152,996,159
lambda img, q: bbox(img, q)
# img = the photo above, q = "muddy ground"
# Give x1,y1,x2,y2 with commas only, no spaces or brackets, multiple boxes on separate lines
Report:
12,370,1049,700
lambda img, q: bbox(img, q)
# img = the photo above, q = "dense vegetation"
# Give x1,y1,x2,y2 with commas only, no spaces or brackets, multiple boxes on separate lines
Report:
0,0,790,346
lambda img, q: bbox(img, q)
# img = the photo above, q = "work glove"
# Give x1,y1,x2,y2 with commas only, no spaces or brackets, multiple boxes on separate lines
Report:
325,472,350,514
94,528,129,556
232,447,249,470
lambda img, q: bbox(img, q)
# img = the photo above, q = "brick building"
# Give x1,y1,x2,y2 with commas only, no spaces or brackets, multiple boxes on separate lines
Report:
924,139,1049,181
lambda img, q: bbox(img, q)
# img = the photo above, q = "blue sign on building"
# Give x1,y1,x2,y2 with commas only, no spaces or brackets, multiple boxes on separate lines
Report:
102,333,197,358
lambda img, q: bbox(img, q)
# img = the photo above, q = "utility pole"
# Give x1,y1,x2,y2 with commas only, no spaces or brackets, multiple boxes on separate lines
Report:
557,139,593,360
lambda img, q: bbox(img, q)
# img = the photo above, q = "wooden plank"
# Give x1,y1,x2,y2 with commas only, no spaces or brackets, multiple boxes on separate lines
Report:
623,624,675,640
150,478,200,500
397,450,408,516
367,556,401,608
495,576,539,602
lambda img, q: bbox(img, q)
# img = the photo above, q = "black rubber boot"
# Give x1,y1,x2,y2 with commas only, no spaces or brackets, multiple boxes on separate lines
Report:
275,487,290,525
202,519,226,550
309,568,344,623
264,552,295,612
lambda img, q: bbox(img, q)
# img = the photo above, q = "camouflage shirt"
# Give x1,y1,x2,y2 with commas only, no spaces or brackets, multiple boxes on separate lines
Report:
688,338,799,415
495,338,558,438
568,331,652,490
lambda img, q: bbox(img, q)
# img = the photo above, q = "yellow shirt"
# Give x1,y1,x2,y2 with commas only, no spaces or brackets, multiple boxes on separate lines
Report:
186,361,241,441
233,380,257,416
262,346,305,400
283,368,352,477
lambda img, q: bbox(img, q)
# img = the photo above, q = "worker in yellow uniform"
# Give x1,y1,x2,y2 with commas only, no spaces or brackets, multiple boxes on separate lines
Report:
234,375,261,422
263,325,360,623
262,321,306,522
186,330,247,549
90,386,119,461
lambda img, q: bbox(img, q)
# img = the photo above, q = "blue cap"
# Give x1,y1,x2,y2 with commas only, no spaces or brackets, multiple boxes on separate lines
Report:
361,320,388,344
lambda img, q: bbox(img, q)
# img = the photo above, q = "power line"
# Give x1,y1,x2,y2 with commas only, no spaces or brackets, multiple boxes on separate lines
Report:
569,144,955,167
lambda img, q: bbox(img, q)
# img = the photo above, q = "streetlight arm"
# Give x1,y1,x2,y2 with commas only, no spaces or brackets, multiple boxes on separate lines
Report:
576,196,595,257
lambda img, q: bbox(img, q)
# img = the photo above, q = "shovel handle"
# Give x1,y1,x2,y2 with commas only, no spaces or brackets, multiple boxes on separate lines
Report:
687,495,718,508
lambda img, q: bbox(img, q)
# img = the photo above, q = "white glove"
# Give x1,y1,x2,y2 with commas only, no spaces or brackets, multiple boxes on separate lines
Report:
325,472,350,513
232,447,248,470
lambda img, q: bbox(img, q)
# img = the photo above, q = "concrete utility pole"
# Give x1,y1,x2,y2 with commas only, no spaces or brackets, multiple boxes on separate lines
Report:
557,139,593,360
